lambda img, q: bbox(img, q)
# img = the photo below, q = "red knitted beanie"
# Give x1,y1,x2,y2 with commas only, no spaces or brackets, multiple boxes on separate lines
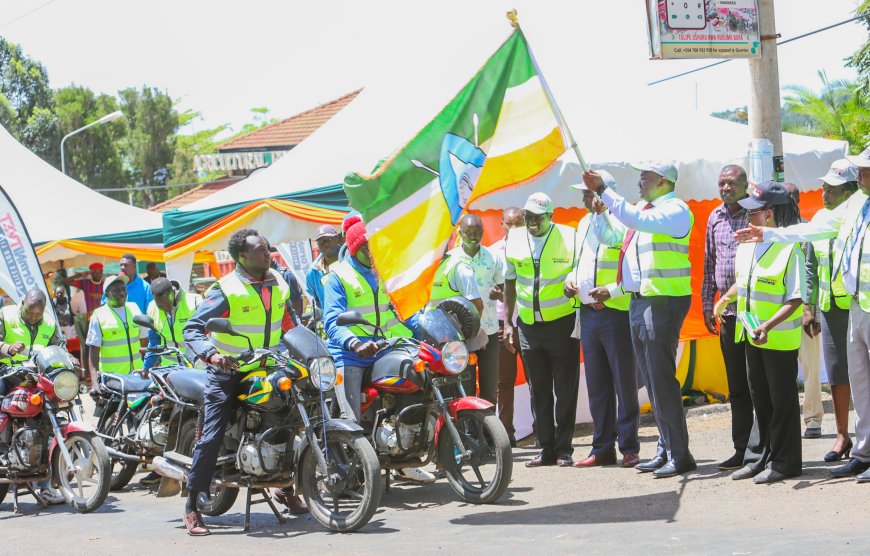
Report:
342,214,362,234
345,220,368,256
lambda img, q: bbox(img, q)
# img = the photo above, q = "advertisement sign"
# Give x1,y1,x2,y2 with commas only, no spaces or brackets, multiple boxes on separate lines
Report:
647,0,761,59
0,185,53,311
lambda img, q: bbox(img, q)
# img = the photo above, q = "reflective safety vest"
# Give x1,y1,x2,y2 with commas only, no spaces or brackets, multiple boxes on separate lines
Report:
812,223,850,312
830,191,870,312
634,198,694,297
146,290,202,366
93,303,143,374
573,216,629,312
0,305,57,364
505,223,576,325
734,242,803,351
211,269,290,372
331,260,414,339
428,255,465,306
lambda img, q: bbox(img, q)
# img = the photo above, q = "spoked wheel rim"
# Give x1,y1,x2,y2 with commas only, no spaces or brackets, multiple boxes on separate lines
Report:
103,414,138,485
444,414,499,494
312,440,366,516
57,436,108,507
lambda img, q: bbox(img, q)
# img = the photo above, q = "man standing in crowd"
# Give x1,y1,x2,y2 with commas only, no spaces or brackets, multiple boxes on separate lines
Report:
118,254,153,314
182,229,306,536
53,285,76,341
504,192,580,468
64,262,105,320
306,224,343,310
449,214,503,404
145,278,202,369
492,207,524,446
701,164,756,471
584,161,696,478
87,275,147,387
565,171,639,469
735,146,870,481
144,262,165,284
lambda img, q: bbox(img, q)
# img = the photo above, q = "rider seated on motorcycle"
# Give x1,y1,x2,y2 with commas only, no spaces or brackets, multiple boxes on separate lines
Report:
0,288,68,505
324,216,452,484
181,228,308,536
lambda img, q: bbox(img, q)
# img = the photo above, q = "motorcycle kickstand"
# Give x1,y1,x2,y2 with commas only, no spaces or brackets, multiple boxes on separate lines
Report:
384,468,391,493
11,483,19,514
24,483,48,509
244,488,286,531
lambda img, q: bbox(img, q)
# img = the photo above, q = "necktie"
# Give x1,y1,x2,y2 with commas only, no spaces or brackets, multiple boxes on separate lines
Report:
840,196,870,286
616,202,654,285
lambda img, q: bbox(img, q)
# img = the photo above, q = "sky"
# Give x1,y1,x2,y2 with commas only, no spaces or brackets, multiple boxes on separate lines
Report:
1,0,866,141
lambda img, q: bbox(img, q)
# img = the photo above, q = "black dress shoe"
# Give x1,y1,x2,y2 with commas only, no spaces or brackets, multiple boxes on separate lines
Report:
525,455,556,468
831,458,870,478
635,456,667,473
717,452,744,471
653,458,697,478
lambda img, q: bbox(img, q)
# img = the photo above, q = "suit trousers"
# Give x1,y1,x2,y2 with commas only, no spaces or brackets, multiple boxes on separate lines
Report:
719,315,756,455
462,333,499,404
188,369,243,492
847,301,870,462
578,305,640,456
798,327,823,429
629,295,692,462
518,314,580,460
743,343,802,476
497,322,520,437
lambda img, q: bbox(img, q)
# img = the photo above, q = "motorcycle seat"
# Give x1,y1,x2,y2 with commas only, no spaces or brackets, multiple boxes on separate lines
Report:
166,370,207,403
102,373,152,393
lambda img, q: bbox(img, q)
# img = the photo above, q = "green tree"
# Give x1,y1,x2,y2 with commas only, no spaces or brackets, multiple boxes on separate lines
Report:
119,86,179,206
849,1,870,94
783,71,870,153
170,109,229,188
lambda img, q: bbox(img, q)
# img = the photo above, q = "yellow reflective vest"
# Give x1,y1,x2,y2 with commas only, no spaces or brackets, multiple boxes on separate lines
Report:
331,260,413,339
0,305,57,364
146,290,202,366
93,303,143,374
573,215,629,311
635,198,694,297
812,212,850,312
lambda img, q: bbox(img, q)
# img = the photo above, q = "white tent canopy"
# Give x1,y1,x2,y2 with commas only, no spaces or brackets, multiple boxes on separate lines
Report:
0,126,163,270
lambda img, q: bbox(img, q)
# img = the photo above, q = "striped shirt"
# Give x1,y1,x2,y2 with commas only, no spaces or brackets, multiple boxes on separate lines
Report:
74,279,104,317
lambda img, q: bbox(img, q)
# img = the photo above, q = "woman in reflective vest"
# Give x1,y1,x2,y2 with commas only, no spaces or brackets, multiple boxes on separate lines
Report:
715,181,804,483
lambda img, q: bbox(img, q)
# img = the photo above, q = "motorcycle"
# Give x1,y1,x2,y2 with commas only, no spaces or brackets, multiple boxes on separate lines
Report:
0,346,111,513
336,297,513,504
151,317,382,532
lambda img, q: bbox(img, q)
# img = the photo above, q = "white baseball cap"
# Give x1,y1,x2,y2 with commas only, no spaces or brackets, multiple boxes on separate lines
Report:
570,169,617,191
631,160,679,183
522,192,554,215
819,159,859,186
102,274,129,293
847,146,870,168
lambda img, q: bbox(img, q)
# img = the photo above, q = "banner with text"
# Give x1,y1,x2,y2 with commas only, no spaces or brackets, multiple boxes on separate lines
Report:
647,0,761,60
0,185,53,311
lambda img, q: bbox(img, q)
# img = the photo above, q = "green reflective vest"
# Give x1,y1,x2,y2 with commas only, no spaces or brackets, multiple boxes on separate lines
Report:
830,191,870,312
506,223,576,325
735,242,803,351
812,226,850,312
0,305,57,364
146,290,202,366
93,303,143,374
635,198,694,297
573,215,629,312
331,260,413,339
428,255,466,306
211,269,290,372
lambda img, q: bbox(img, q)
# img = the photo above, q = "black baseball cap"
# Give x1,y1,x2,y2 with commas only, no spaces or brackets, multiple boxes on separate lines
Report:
738,181,793,211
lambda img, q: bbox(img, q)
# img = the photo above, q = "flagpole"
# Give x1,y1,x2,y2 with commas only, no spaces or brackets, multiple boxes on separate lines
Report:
506,11,589,173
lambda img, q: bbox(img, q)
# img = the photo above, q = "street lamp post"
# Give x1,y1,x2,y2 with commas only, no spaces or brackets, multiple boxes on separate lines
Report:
59,110,124,175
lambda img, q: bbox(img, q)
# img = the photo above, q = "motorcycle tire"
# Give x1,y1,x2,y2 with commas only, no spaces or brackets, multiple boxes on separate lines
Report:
52,432,112,513
0,483,7,505
176,418,239,517
437,297,481,340
437,411,512,504
299,430,382,533
97,413,139,491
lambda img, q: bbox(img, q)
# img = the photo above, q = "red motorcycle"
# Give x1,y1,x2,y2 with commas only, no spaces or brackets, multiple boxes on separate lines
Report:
336,298,513,504
0,346,111,513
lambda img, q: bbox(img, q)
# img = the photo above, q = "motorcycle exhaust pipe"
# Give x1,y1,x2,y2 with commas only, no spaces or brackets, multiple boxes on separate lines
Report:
106,447,143,463
152,456,187,483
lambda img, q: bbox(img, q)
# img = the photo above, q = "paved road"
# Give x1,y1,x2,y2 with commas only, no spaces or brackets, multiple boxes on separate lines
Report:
3,404,869,555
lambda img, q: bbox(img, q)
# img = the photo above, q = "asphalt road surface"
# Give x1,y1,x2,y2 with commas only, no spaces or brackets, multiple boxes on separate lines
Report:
2,399,869,555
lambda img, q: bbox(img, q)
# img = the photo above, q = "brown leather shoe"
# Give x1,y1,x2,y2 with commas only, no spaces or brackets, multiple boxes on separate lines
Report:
621,453,641,468
273,487,309,515
572,452,616,468
183,510,210,536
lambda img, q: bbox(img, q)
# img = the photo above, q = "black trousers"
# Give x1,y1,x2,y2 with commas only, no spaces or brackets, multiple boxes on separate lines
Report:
719,315,756,456
188,370,242,492
518,314,580,461
462,333,499,404
743,343,802,476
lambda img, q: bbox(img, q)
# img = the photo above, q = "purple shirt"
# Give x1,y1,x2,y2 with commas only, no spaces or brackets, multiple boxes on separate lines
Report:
702,203,750,316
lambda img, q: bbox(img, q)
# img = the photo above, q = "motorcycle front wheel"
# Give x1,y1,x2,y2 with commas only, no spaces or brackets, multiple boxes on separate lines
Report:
437,411,512,504
299,429,382,532
52,432,111,513
176,418,239,516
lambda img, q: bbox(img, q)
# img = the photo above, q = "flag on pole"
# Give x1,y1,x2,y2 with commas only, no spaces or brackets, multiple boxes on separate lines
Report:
344,29,573,319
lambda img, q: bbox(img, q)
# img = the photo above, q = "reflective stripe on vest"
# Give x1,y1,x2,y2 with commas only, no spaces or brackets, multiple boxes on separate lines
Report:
811,237,850,312
211,269,290,372
571,216,629,312
93,303,143,374
0,305,57,364
331,261,413,339
636,198,694,297
735,242,803,351
147,290,201,366
506,223,576,325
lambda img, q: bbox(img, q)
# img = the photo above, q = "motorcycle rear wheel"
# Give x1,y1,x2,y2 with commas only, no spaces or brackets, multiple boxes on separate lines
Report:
97,412,139,491
299,429,382,532
52,432,111,513
176,418,239,516
438,411,512,504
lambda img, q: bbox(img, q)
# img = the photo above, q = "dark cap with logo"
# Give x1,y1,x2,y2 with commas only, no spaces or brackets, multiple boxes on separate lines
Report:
738,181,793,211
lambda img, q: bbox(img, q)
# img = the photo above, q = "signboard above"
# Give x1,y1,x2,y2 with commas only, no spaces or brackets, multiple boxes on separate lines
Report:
193,150,287,173
646,0,761,59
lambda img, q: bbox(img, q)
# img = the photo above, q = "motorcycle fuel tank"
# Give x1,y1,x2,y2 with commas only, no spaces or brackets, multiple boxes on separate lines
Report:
369,347,423,394
0,387,42,418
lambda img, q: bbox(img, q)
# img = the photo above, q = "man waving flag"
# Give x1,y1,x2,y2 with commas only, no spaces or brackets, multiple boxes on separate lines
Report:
344,26,577,319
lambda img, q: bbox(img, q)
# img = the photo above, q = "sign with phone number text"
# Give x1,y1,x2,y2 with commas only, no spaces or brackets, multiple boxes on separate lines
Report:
646,0,761,60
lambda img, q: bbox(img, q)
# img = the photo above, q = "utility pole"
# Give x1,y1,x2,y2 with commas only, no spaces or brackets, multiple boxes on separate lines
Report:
748,0,784,182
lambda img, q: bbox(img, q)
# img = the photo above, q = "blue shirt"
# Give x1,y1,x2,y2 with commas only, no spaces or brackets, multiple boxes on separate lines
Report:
102,274,153,314
305,254,328,309
323,256,419,367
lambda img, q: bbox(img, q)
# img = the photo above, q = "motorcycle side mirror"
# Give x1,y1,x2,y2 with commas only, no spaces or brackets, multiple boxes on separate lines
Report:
205,318,237,335
133,314,156,330
336,311,369,327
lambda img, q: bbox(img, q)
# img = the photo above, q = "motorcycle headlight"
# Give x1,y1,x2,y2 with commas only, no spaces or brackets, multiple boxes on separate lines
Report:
441,341,469,375
52,370,80,401
308,356,337,391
